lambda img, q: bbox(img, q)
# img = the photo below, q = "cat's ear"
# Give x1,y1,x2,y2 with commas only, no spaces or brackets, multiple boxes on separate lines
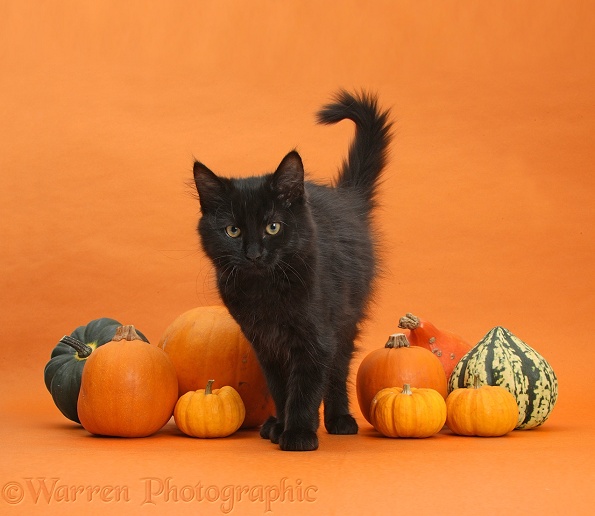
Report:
271,151,305,207
193,161,228,213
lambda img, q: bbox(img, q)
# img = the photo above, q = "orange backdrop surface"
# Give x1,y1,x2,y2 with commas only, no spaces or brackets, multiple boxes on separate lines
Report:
1,1,594,514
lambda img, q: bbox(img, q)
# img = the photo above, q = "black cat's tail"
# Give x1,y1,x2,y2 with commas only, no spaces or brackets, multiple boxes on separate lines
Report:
316,90,392,206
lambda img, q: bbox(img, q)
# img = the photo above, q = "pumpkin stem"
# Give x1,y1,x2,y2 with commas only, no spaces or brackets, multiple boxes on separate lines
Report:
472,375,482,389
112,325,143,342
402,384,413,395
385,333,410,349
59,335,93,359
398,313,420,331
205,379,215,395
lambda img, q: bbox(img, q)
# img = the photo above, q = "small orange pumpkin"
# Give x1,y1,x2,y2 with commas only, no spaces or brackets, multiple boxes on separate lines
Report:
370,384,446,438
174,379,246,438
77,325,179,437
159,306,274,429
446,376,518,437
356,333,447,424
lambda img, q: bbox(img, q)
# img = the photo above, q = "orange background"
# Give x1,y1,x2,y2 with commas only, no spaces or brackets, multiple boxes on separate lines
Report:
2,1,594,514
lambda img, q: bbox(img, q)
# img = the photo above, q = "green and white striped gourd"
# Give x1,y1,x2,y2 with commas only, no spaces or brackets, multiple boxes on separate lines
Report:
448,327,557,430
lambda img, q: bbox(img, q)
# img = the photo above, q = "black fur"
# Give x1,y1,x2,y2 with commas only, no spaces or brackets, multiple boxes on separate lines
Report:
193,90,392,451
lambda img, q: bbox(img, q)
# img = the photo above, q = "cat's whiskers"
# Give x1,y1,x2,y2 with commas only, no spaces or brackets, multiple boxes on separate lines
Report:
274,260,294,288
277,258,307,289
214,255,241,296
293,252,316,276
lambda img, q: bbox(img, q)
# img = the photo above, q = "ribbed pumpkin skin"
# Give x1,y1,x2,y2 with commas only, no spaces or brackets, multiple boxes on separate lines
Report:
356,334,448,425
159,306,274,429
446,384,518,436
78,335,179,438
370,386,446,438
174,384,245,438
44,318,149,424
448,327,558,430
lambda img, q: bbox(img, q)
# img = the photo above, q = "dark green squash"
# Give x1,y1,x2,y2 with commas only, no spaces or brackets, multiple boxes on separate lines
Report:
448,326,558,430
44,318,149,423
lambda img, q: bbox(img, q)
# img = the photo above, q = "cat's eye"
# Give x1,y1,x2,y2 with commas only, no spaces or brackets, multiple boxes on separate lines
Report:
225,225,241,238
265,222,281,236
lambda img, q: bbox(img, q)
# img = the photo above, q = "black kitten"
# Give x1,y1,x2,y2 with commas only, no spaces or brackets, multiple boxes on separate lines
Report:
193,91,392,451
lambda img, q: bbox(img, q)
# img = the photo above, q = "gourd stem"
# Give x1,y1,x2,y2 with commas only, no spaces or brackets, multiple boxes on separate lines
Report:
112,325,142,342
385,333,410,349
398,313,420,331
402,383,413,395
205,379,215,395
59,335,93,359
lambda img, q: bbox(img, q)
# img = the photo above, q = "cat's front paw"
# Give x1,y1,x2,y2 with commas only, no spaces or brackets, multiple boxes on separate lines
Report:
278,429,319,451
325,414,358,435
260,416,284,443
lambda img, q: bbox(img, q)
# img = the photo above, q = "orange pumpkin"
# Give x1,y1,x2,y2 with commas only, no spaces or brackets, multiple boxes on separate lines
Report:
77,325,179,437
356,333,447,424
158,306,274,429
174,379,246,438
446,376,519,436
370,384,446,438
398,313,472,379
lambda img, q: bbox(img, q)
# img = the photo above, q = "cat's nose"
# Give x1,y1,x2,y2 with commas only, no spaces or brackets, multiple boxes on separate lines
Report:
245,245,263,262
